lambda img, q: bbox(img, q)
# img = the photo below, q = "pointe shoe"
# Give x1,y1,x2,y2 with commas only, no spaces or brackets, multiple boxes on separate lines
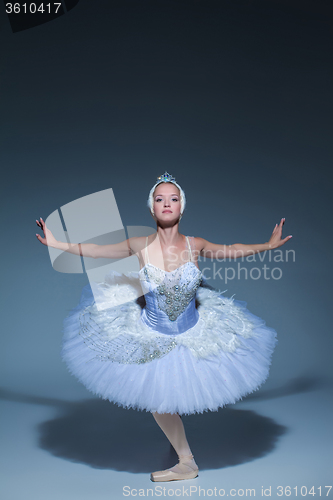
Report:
150,453,199,482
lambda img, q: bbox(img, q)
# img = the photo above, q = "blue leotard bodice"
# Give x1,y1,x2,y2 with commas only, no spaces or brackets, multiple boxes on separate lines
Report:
139,236,202,335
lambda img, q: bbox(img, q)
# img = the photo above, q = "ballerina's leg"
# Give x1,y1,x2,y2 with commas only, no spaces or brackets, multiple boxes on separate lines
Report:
151,412,198,480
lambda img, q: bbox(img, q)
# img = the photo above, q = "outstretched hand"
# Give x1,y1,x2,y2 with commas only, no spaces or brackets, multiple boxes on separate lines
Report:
267,218,292,249
35,217,57,247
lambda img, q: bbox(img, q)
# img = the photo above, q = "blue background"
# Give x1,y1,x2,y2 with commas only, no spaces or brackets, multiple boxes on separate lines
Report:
0,1,332,499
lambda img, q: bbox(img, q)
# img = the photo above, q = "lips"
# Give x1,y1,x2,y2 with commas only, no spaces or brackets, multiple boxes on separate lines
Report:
162,210,172,213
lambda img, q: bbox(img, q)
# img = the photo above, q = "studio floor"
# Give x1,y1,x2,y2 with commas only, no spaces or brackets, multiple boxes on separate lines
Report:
1,376,332,500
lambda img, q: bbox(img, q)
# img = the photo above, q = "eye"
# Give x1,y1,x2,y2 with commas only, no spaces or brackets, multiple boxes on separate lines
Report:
155,198,162,202
172,198,179,202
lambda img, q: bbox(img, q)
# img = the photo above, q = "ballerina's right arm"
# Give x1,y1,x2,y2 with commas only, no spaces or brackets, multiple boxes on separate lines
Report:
35,217,138,259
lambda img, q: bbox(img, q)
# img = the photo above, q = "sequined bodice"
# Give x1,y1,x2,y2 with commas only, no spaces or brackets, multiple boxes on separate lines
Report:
139,240,202,335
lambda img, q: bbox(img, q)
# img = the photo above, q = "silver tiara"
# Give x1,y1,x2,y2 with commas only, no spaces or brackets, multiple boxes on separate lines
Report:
156,172,176,183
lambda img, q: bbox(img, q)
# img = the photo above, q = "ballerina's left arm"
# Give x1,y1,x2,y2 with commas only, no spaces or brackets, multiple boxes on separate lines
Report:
196,217,292,260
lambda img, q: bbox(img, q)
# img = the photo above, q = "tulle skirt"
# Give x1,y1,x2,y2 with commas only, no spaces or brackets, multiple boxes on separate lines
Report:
61,273,277,415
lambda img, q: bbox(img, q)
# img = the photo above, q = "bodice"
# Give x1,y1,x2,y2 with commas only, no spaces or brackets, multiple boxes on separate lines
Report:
139,261,202,335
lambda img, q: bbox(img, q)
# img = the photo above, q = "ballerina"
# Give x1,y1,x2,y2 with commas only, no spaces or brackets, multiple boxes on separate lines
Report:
36,172,291,482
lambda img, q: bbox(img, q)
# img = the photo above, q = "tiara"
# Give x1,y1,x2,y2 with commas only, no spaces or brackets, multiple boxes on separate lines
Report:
156,172,176,183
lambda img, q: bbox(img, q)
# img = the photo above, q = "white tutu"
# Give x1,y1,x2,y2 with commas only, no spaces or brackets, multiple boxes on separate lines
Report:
61,263,277,415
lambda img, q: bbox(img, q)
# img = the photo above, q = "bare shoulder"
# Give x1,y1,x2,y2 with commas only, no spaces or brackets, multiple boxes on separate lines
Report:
128,236,148,255
192,237,207,253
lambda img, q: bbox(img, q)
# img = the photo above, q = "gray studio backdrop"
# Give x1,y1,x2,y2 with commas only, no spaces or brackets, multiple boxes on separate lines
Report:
0,0,332,497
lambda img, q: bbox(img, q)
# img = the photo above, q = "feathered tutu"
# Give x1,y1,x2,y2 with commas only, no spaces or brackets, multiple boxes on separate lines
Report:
61,265,277,415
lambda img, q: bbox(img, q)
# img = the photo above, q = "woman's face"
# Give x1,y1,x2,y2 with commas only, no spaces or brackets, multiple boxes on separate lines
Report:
153,183,181,223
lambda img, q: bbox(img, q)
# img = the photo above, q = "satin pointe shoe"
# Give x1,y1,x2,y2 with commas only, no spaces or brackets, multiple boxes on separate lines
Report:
150,453,199,482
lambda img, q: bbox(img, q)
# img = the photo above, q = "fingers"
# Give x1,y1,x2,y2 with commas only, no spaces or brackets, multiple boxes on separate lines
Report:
270,218,291,247
274,218,285,232
36,218,46,242
36,217,45,232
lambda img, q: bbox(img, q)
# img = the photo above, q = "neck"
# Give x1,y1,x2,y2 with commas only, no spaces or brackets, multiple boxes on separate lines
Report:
155,223,183,245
